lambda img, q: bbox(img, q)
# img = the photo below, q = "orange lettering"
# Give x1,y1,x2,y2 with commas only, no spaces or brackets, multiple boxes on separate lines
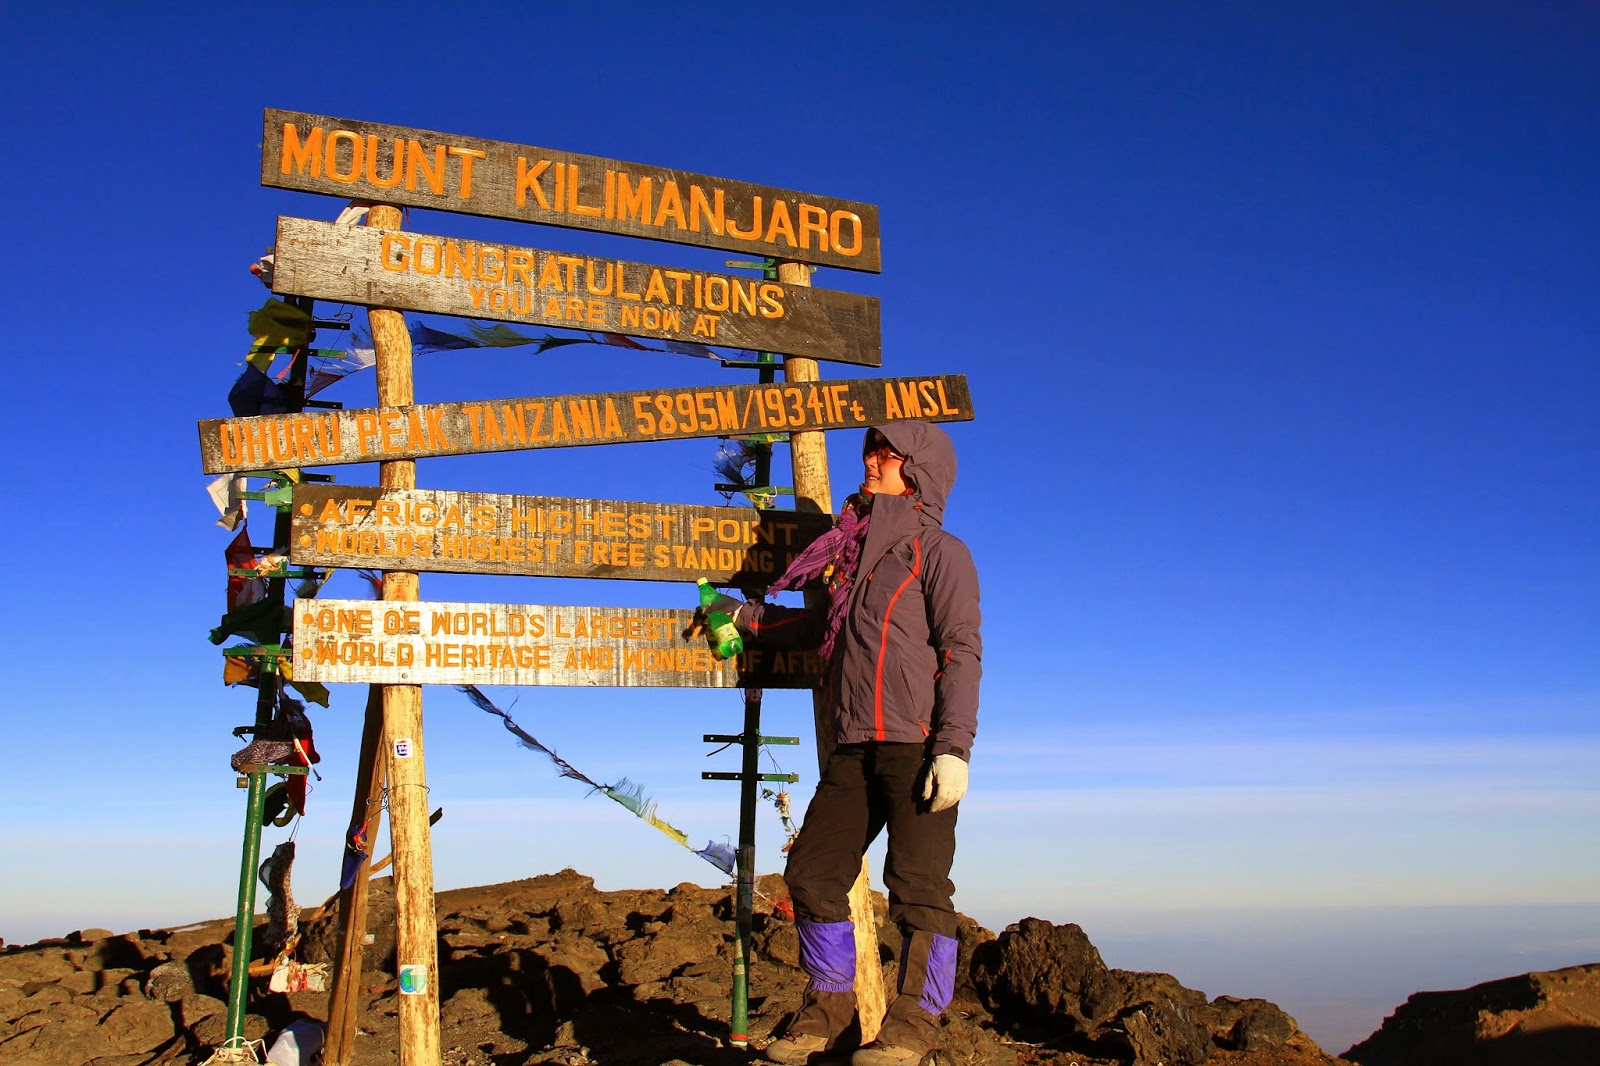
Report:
323,129,363,183
567,164,603,217
515,157,552,209
654,180,687,229
688,185,724,234
615,173,652,222
797,204,829,251
364,136,403,188
726,196,764,240
764,200,797,247
449,146,486,198
406,141,446,194
280,124,322,176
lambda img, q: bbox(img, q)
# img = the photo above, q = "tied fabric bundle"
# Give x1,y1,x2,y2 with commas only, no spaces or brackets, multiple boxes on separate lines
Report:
764,493,872,666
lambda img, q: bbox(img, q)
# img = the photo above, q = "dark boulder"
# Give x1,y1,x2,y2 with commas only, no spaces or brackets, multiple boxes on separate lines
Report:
971,917,1124,1037
1114,969,1213,1065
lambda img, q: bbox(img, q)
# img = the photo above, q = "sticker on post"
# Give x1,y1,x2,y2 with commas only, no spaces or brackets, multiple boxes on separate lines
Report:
398,964,428,995
393,738,413,759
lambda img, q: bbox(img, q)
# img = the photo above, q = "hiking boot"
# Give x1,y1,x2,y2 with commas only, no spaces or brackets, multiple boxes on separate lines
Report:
851,1043,927,1066
856,985,943,1066
765,1032,832,1065
230,738,295,771
765,988,857,1064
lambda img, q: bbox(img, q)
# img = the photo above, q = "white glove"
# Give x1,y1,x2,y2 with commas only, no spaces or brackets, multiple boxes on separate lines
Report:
921,754,969,813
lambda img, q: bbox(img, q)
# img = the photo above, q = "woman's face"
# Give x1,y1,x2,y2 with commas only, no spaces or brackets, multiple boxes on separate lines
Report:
862,431,910,496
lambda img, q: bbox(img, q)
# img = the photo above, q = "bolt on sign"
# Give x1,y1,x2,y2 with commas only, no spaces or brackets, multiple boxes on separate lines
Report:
271,218,881,366
293,599,823,689
262,109,881,273
290,484,833,584
198,373,972,474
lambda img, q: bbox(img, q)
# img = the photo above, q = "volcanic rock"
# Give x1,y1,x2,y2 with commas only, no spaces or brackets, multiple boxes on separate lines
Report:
1342,963,1600,1066
3,868,1583,1066
970,918,1342,1066
970,917,1125,1040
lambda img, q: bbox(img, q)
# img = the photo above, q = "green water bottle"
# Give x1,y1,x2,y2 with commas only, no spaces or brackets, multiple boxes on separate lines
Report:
696,578,744,660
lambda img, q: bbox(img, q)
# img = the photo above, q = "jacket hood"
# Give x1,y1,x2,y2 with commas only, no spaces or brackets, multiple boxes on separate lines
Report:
872,420,957,524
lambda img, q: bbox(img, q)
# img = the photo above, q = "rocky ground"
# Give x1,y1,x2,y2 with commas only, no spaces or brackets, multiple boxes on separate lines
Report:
0,869,1594,1066
1341,964,1600,1066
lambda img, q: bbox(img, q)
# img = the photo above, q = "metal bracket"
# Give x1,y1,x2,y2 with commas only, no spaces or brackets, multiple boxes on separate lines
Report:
713,484,794,496
720,358,784,370
703,734,799,746
246,344,349,359
231,470,333,487
259,484,294,509
222,644,287,661
234,763,310,776
228,566,319,581
702,771,801,783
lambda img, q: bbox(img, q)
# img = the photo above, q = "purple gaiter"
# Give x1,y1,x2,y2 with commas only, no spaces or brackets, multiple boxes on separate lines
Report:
797,919,856,993
916,934,959,1016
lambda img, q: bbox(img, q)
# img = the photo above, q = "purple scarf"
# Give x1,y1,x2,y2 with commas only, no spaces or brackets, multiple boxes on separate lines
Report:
765,494,872,666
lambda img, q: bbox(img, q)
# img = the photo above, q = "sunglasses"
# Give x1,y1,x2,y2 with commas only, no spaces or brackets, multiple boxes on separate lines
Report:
863,433,906,462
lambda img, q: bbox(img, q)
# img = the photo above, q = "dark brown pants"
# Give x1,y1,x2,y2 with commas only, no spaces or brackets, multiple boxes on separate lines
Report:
785,742,959,938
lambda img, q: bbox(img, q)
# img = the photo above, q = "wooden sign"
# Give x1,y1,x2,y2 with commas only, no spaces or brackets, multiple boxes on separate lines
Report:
290,484,833,584
262,109,881,273
199,373,972,474
271,217,880,366
292,598,822,688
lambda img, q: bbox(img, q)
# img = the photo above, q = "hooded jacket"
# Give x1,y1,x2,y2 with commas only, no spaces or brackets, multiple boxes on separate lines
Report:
746,421,982,760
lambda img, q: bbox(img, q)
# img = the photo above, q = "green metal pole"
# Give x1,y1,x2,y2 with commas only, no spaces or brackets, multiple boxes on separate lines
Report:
225,768,268,1044
754,260,779,496
729,257,779,1045
224,648,279,1047
218,297,316,1051
730,686,763,1046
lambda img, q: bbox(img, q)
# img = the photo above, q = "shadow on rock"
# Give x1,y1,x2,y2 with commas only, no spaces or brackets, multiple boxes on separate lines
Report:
441,945,592,1050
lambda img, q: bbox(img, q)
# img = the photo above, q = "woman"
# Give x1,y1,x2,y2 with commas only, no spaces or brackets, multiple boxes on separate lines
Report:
729,421,983,1066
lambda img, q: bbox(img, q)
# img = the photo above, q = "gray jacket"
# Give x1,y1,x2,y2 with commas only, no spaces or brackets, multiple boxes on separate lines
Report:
746,421,982,760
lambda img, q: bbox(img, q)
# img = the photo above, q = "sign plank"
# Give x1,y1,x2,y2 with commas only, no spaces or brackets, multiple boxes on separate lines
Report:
198,373,972,474
262,109,881,273
271,217,880,366
290,484,833,585
292,598,821,688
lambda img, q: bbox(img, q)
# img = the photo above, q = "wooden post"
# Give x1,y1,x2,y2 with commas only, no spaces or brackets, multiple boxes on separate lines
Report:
322,685,385,1066
367,202,441,1065
779,260,887,1042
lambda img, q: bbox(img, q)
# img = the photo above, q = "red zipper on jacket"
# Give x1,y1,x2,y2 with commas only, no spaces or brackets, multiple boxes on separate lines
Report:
873,536,921,740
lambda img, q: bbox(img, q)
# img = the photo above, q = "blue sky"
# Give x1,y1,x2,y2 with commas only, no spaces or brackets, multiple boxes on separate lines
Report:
1,1,1595,1053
